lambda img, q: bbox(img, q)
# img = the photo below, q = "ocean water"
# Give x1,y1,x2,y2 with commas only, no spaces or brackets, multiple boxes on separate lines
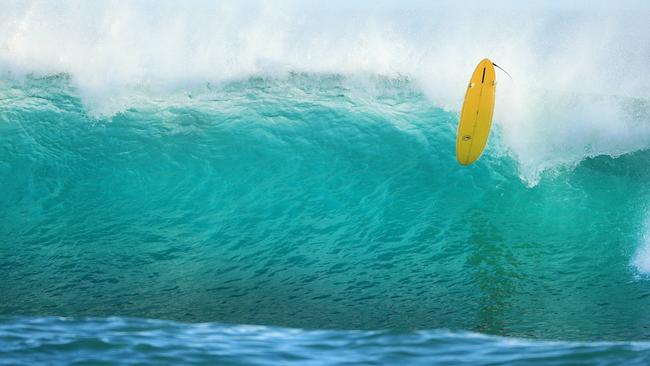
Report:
4,317,650,366
2,1,650,364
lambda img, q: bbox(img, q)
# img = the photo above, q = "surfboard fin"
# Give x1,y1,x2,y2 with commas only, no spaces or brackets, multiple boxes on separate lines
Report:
492,63,512,80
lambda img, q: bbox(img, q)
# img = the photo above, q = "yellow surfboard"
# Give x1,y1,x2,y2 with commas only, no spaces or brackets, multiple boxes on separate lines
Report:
456,59,496,166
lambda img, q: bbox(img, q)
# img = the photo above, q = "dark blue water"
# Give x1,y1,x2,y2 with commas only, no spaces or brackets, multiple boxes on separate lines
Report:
3,316,650,366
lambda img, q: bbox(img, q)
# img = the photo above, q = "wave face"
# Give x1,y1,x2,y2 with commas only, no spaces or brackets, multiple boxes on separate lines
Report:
3,74,650,341
3,316,650,366
2,1,650,363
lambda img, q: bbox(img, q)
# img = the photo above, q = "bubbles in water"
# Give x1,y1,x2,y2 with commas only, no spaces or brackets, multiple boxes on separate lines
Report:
633,220,650,275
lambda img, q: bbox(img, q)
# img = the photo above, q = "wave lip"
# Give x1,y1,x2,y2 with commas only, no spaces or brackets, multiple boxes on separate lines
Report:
2,316,650,365
3,1,649,182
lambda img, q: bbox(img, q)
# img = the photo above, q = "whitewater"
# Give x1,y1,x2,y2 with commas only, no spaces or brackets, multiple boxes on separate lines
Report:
2,1,650,364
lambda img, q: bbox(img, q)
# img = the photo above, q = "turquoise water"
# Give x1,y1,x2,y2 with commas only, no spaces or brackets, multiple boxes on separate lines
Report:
2,74,650,364
3,1,650,364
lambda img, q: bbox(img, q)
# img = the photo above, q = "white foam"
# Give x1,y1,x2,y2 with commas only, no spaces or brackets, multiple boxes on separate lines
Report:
1,1,649,181
634,222,650,275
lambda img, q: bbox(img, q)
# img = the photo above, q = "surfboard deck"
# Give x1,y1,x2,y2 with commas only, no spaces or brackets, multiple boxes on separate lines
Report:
456,59,496,166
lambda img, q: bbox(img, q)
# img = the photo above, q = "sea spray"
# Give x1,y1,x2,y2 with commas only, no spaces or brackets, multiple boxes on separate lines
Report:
2,1,648,180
